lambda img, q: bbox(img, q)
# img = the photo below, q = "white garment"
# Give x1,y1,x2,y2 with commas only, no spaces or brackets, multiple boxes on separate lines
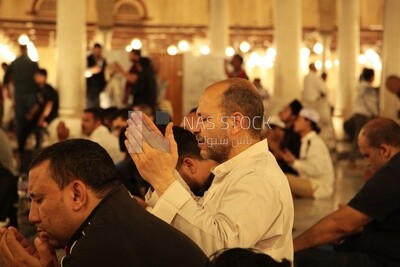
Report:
147,140,294,261
292,131,334,199
0,128,17,175
104,74,125,108
89,125,124,163
302,72,328,102
353,80,379,117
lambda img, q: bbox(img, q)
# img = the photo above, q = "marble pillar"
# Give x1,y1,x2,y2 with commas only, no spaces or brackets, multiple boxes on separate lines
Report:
56,0,86,117
274,0,302,101
209,0,229,56
380,0,400,120
337,0,359,117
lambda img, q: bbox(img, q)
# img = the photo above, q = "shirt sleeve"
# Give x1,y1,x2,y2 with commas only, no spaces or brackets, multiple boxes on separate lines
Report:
348,166,400,222
151,172,284,256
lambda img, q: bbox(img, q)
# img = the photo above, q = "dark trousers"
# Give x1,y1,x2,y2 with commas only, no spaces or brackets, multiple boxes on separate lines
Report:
15,95,36,153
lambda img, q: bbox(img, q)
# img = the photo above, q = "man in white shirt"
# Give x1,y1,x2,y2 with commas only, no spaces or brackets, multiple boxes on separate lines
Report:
302,63,327,102
126,78,294,261
81,108,124,163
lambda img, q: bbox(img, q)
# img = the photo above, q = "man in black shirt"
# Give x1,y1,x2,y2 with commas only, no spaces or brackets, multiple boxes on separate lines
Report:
26,68,58,150
86,43,106,108
294,117,400,267
0,139,209,267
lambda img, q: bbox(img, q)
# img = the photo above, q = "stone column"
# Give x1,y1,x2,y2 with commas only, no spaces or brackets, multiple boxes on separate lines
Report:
274,0,302,101
380,0,400,120
209,0,229,56
337,0,359,117
56,0,86,116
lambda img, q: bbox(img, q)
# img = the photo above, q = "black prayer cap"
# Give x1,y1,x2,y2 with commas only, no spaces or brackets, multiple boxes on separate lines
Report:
289,99,303,115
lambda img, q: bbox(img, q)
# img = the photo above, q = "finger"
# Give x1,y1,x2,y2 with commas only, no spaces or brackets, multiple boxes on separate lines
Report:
35,238,57,266
165,122,178,156
126,120,143,153
8,227,37,256
0,229,14,265
6,227,32,259
127,115,169,153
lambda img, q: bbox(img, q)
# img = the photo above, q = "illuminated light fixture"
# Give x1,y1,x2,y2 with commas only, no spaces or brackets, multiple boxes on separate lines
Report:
178,40,190,52
313,42,323,55
0,44,16,62
358,54,367,65
27,41,39,62
315,60,322,70
365,48,379,61
225,46,235,57
334,59,340,66
18,34,30,45
324,60,333,69
265,47,276,60
300,47,310,59
239,41,251,53
130,38,142,50
248,51,260,68
200,45,210,55
167,45,178,56
125,45,132,52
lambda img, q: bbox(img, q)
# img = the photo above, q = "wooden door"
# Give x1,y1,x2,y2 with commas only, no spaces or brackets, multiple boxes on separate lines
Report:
151,53,183,125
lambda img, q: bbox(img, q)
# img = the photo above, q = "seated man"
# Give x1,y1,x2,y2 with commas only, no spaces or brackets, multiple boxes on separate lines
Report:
127,78,294,261
0,139,209,267
294,117,400,267
145,126,216,204
281,108,334,199
270,99,303,175
57,108,124,163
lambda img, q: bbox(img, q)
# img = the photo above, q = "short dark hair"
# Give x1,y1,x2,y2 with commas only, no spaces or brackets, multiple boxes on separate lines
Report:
173,126,203,167
210,248,291,267
233,54,243,64
360,68,374,81
131,49,142,57
93,43,102,49
36,68,47,77
360,117,400,148
29,139,121,197
219,79,264,137
84,107,104,121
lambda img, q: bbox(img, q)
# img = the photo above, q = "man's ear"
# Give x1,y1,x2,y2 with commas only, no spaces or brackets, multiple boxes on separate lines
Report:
380,144,391,159
68,181,88,212
182,157,197,174
231,112,244,135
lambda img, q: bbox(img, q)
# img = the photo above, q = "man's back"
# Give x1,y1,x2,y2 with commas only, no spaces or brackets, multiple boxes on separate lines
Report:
62,185,209,267
8,55,38,95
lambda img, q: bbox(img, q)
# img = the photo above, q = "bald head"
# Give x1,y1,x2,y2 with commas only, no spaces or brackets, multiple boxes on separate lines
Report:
204,78,264,137
386,75,400,95
359,117,400,149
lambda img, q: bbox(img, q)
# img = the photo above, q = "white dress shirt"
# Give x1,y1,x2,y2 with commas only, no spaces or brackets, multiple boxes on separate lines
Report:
353,80,379,117
147,139,294,261
302,72,328,102
292,131,334,199
89,125,124,163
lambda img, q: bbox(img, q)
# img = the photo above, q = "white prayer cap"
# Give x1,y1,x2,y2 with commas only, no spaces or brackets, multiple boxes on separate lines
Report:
268,115,286,129
299,108,320,124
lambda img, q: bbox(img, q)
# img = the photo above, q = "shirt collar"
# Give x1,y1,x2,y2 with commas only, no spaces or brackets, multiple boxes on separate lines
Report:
65,184,124,254
301,131,317,142
212,139,267,179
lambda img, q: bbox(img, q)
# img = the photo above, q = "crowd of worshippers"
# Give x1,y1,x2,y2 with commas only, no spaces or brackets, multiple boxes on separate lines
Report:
1,48,400,266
